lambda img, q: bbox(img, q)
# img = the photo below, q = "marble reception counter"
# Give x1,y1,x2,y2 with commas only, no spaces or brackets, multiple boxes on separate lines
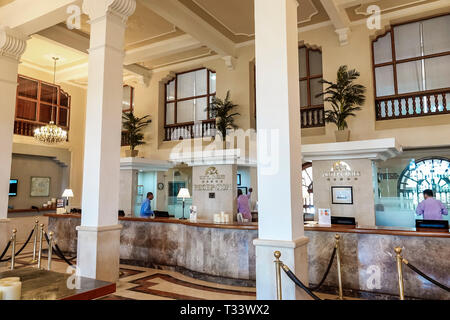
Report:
46,214,449,298
46,214,258,286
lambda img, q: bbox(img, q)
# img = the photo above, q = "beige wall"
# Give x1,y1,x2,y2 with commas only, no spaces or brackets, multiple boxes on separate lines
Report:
16,65,87,208
312,159,376,226
9,154,67,209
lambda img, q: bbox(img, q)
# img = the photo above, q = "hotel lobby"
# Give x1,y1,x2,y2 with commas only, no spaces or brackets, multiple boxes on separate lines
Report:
0,0,449,303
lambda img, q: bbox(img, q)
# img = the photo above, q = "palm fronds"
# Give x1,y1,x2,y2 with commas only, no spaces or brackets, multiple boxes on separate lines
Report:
209,91,240,140
316,65,366,130
122,112,152,150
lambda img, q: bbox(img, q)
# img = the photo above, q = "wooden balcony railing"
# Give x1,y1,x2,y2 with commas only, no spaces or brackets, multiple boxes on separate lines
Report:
301,105,325,128
164,119,217,141
376,88,450,121
14,120,40,137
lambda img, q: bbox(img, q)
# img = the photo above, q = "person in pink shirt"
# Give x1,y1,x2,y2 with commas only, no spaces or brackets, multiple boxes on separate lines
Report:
237,188,253,222
416,189,448,220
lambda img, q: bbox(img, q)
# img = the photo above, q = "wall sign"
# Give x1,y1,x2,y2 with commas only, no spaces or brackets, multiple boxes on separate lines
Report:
194,167,232,192
331,186,353,205
323,161,361,178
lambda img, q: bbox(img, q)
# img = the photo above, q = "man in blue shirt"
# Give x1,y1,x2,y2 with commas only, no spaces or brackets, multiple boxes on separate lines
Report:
140,192,155,218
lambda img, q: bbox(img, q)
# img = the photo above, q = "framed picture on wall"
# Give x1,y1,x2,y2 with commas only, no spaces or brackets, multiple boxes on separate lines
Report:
30,177,50,197
331,186,353,205
237,174,242,186
238,187,248,195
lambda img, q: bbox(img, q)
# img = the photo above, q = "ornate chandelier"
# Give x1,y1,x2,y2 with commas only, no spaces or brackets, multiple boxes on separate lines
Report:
34,122,67,144
34,57,67,144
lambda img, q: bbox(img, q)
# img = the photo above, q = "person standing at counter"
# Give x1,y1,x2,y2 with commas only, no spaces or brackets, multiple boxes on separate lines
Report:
237,188,253,222
140,192,155,218
416,189,448,220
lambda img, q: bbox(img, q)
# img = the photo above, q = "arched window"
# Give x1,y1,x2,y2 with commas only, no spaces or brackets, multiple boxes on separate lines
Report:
299,45,324,128
15,75,71,137
372,14,450,120
302,162,314,216
164,68,217,141
398,157,450,210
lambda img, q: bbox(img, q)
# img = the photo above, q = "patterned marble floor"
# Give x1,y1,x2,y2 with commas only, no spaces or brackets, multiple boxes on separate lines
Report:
1,242,358,300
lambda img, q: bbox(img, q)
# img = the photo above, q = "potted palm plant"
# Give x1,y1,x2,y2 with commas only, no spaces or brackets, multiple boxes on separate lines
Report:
209,90,240,149
122,112,152,157
317,65,366,142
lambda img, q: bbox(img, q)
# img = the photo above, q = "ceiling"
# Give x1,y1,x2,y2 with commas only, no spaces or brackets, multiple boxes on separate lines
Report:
10,0,449,86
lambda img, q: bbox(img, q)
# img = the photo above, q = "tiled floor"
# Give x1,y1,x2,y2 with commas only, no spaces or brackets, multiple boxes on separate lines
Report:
1,242,357,300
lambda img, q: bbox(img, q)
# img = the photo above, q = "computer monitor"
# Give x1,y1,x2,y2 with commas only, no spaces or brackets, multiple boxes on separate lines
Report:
9,179,18,197
415,220,449,230
331,216,356,226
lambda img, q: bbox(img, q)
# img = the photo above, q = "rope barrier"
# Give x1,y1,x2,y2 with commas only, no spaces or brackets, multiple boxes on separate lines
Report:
281,264,323,301
44,232,74,266
0,240,11,261
0,228,34,262
309,247,337,292
404,260,450,293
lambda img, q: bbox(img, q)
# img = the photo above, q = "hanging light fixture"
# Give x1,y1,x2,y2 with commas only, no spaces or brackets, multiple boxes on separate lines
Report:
34,57,68,144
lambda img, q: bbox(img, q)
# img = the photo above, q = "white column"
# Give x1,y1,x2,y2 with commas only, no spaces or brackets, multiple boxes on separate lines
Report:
77,0,136,282
253,0,309,300
0,28,27,254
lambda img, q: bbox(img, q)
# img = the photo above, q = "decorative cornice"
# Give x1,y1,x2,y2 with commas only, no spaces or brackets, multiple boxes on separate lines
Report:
82,0,136,24
0,27,27,61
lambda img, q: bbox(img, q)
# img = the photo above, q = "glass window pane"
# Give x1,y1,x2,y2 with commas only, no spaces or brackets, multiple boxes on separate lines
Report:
195,69,207,96
18,77,38,99
209,71,216,94
394,22,421,60
375,66,395,97
60,91,69,107
423,15,450,55
40,83,58,105
39,104,56,123
58,108,68,127
300,80,308,107
166,80,175,101
166,102,175,125
397,61,424,94
122,86,132,111
177,99,194,123
310,78,323,106
425,55,450,90
373,32,393,64
177,72,195,99
16,99,36,120
309,50,322,76
299,47,307,78
195,97,208,121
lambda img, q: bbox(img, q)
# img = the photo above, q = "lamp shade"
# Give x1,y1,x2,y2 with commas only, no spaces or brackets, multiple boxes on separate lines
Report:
62,189,74,198
177,188,190,199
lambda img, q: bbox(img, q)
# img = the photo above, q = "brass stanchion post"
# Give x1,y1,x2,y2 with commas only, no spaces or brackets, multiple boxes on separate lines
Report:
10,229,17,270
31,219,39,263
335,234,344,300
274,251,283,300
395,247,405,300
47,232,54,271
37,224,44,269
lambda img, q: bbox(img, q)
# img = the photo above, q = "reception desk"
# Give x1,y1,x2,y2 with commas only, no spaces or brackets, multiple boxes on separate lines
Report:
46,214,449,299
304,223,450,300
46,214,258,286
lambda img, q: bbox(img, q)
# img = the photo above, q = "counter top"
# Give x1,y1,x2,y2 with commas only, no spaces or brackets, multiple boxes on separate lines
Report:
44,213,258,231
8,208,56,213
304,223,450,238
45,214,449,237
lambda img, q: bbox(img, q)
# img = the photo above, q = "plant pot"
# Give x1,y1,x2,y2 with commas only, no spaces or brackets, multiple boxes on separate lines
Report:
125,149,139,157
335,129,350,142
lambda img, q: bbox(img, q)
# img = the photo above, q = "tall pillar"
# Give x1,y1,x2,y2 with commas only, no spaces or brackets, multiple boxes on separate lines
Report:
77,0,136,282
253,0,309,299
0,28,27,253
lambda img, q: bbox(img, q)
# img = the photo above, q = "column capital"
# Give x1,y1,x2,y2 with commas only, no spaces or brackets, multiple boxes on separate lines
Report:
0,27,27,62
83,0,136,24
